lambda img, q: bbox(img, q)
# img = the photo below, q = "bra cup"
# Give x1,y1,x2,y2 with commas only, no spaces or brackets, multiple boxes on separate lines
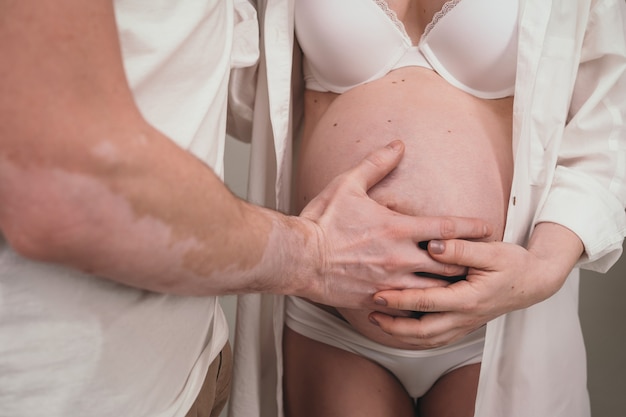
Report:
295,0,411,93
295,0,519,98
421,0,519,98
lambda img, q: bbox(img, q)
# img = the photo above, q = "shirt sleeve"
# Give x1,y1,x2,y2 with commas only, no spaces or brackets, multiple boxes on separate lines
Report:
536,0,626,272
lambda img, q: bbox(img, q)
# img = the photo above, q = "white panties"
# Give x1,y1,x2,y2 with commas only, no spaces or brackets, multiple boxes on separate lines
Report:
285,295,485,399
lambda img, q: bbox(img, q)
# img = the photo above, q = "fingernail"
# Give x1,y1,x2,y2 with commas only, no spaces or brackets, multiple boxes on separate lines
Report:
374,297,388,306
387,140,402,152
429,240,445,254
369,315,380,326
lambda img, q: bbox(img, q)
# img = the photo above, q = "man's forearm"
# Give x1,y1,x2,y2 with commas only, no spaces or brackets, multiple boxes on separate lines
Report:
0,0,314,297
0,118,316,296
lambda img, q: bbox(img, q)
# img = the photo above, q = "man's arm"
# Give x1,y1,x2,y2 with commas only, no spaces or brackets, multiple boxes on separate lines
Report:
0,0,283,295
0,0,491,308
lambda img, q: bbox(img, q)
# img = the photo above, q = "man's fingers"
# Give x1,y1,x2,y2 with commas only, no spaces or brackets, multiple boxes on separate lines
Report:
407,251,469,279
351,140,405,191
410,216,493,243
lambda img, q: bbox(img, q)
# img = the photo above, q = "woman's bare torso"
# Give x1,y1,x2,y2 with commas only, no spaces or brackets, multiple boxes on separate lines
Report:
295,69,513,349
294,1,514,350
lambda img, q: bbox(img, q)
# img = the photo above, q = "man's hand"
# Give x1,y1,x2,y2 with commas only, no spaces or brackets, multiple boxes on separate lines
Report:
294,140,493,310
368,222,584,348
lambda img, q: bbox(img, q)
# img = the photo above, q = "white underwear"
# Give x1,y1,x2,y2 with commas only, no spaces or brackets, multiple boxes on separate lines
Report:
285,295,485,399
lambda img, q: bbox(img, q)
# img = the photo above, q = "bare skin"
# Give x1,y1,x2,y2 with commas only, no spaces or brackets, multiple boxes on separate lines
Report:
372,222,583,346
296,68,513,348
284,326,481,417
285,0,518,416
0,1,493,311
287,80,500,416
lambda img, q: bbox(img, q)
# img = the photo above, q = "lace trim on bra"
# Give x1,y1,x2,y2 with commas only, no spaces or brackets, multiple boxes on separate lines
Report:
423,0,462,37
373,0,411,40
373,0,463,43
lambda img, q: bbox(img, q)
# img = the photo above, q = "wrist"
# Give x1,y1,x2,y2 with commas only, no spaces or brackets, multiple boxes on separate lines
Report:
264,213,325,298
527,222,584,296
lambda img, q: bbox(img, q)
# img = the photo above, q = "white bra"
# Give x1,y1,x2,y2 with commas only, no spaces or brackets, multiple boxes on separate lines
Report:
296,0,519,99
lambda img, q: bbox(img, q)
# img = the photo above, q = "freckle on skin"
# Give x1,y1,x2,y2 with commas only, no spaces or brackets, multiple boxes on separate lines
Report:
333,123,338,127
356,139,361,143
387,120,392,123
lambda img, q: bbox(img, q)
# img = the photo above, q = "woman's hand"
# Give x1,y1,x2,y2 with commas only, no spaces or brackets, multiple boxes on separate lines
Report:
369,222,584,349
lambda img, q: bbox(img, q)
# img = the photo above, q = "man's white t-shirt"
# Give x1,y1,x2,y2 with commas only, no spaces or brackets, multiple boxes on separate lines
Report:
0,1,232,416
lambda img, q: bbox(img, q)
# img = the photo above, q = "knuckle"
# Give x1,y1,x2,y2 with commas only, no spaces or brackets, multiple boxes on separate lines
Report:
364,152,387,170
452,240,466,259
333,172,353,189
413,260,428,274
374,317,397,335
440,262,457,276
440,218,456,239
380,254,398,272
414,327,436,340
460,296,480,313
406,329,442,348
378,319,444,349
412,297,435,313
382,250,411,272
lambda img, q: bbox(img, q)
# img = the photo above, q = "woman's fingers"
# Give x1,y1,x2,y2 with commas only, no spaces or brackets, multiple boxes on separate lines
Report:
368,310,484,349
374,281,479,313
427,239,496,269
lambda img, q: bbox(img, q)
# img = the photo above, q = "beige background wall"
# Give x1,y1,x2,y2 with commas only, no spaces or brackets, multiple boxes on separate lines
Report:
221,136,626,416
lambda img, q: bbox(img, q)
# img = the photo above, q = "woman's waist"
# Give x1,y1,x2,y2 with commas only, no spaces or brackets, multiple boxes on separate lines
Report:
286,296,486,352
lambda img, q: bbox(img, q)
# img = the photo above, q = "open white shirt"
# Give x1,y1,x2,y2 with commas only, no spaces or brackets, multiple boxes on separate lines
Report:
228,1,626,417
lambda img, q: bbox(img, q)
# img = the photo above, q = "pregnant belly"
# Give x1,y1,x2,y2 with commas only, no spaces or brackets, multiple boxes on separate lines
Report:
295,67,514,349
